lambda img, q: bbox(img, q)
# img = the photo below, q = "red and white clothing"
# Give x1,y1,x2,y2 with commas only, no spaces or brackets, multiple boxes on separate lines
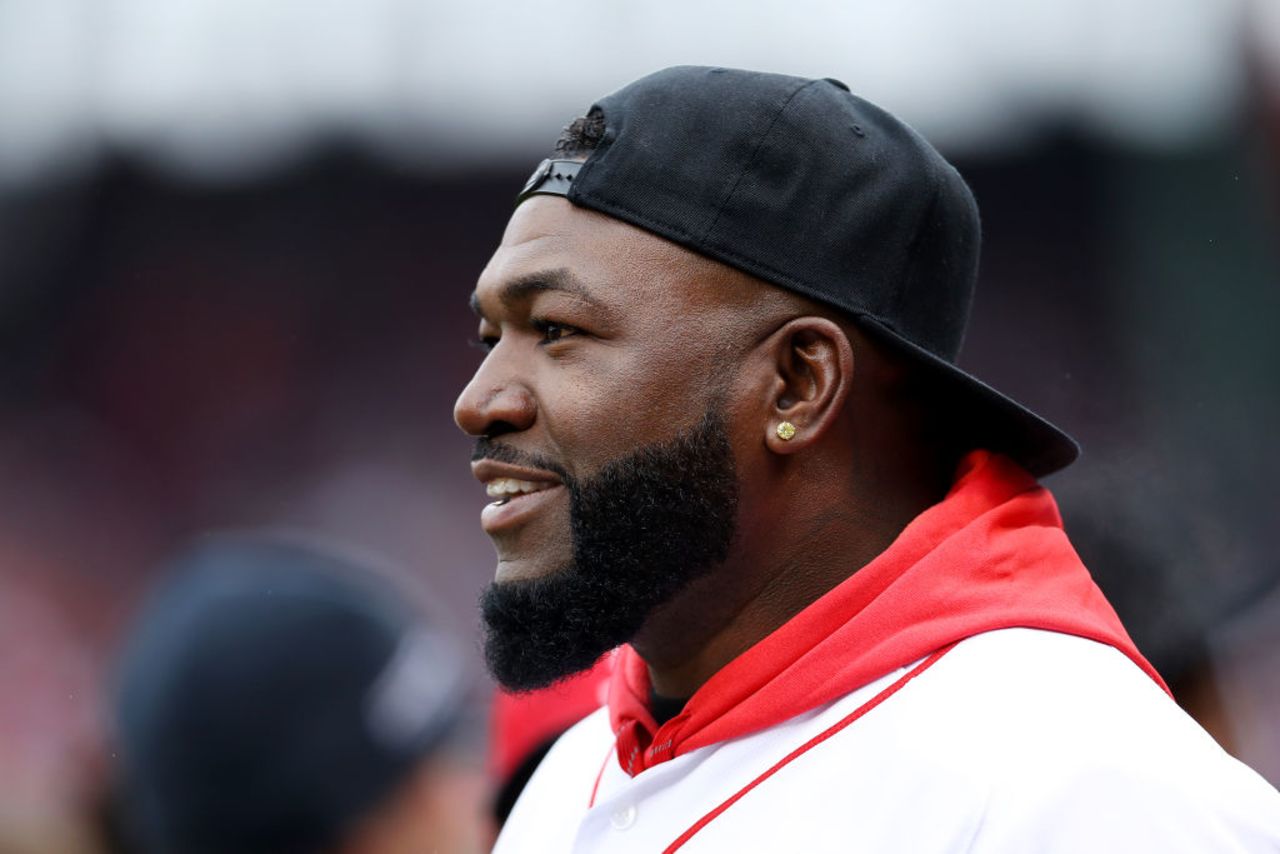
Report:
495,452,1280,852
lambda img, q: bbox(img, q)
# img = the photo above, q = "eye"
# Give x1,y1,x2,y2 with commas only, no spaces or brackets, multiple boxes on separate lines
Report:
469,335,499,353
531,318,579,345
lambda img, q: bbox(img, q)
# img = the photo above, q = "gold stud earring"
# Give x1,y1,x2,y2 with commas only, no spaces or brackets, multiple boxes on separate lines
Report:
776,421,797,441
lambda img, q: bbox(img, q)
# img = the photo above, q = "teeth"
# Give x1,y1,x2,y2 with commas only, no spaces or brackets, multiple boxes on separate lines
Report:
485,478,554,499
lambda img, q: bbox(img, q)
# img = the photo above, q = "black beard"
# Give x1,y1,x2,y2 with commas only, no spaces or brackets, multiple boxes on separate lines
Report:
477,410,739,692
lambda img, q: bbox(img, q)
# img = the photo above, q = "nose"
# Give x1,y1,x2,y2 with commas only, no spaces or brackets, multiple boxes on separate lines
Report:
454,352,537,438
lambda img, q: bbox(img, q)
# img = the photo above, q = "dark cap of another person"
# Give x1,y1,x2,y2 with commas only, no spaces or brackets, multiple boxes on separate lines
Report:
112,536,467,854
517,65,1079,477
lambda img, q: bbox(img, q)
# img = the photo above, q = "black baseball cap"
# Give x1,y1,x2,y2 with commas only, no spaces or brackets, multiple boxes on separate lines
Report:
517,66,1079,477
112,537,467,854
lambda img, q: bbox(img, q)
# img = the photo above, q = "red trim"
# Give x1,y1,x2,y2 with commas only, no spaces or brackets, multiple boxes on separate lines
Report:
662,644,956,853
587,745,612,808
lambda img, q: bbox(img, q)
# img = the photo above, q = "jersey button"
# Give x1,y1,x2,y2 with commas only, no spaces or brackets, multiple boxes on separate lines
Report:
610,804,637,830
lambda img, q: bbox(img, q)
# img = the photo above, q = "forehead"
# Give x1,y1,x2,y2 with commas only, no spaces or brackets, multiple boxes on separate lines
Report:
473,197,724,317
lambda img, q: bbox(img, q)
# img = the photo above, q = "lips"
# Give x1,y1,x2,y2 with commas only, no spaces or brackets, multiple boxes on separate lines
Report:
485,477,558,503
472,459,565,535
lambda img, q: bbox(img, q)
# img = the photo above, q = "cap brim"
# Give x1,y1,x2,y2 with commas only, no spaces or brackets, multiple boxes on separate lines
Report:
857,316,1080,478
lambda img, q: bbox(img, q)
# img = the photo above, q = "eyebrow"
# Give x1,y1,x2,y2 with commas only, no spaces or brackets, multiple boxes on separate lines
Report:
469,268,603,318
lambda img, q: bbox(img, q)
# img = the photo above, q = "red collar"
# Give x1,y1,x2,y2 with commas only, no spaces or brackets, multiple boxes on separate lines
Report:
607,450,1167,776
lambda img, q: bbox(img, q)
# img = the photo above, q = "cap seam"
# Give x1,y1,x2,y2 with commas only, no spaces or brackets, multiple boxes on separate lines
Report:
699,77,822,244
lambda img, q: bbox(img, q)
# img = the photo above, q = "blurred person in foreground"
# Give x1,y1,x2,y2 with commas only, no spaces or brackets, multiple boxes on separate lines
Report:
456,66,1280,851
110,536,481,854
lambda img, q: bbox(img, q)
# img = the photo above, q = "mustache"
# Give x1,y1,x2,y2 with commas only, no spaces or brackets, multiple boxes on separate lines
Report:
471,437,572,482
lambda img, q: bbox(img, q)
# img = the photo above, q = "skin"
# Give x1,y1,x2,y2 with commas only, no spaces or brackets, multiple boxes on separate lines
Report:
455,196,950,698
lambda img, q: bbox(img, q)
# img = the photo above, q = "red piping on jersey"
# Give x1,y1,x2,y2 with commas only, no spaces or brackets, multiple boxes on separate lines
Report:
608,450,1169,778
587,746,612,809
663,643,956,853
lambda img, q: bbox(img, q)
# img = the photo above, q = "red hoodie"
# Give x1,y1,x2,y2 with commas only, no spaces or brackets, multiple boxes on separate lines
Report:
608,450,1167,776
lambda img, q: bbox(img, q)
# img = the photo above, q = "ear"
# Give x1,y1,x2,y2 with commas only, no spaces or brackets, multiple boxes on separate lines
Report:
760,317,854,455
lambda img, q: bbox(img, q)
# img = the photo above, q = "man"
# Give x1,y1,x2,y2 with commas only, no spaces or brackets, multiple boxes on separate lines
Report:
456,66,1280,851
111,536,482,854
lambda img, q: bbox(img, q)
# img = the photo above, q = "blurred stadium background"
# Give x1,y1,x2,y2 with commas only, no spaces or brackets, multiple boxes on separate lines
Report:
0,0,1278,850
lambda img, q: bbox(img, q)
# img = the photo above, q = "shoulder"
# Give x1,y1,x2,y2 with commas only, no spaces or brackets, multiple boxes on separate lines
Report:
890,629,1280,851
913,628,1222,768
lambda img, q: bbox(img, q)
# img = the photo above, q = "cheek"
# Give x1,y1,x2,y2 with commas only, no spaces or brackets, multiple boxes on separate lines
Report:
541,346,723,468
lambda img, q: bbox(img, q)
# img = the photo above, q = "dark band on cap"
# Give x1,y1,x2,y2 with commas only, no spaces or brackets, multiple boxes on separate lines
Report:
516,158,583,206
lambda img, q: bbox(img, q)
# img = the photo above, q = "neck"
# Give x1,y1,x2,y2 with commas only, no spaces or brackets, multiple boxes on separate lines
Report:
632,457,943,698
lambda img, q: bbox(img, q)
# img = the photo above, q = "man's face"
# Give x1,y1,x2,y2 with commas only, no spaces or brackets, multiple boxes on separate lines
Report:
455,198,756,689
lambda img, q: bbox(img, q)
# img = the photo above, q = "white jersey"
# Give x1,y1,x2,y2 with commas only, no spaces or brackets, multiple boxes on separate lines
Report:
497,628,1280,853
